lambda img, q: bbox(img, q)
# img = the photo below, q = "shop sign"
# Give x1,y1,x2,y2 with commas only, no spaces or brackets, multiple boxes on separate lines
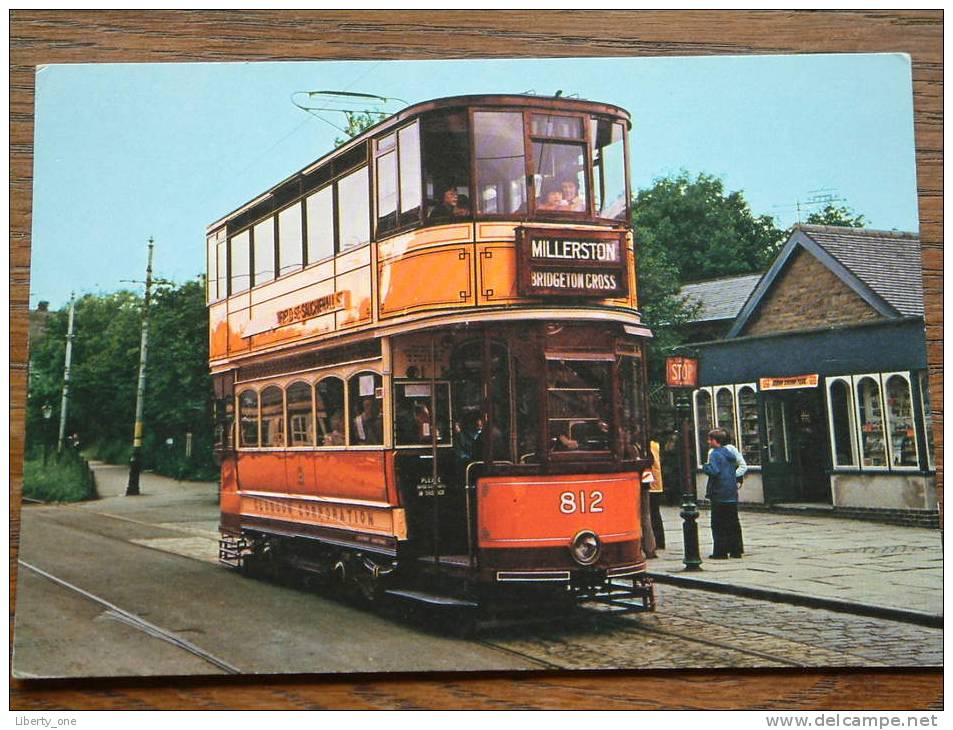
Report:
516,227,628,298
666,356,698,388
759,374,819,390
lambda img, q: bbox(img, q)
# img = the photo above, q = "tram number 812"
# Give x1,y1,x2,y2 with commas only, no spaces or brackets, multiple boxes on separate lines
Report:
559,490,605,514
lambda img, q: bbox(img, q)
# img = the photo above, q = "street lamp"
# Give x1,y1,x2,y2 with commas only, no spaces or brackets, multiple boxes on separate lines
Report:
41,403,53,465
665,355,703,571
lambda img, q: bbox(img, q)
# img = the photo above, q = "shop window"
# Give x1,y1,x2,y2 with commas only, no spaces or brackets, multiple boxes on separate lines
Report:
619,353,646,459
827,378,857,468
305,187,334,264
855,376,887,468
736,386,760,466
394,381,451,447
348,371,383,446
238,389,259,447
421,110,471,224
715,387,736,438
260,386,285,447
693,389,713,466
315,377,345,447
277,203,303,276
590,119,627,220
764,398,788,463
229,230,250,295
883,374,918,468
286,381,313,447
547,357,612,454
919,371,935,470
474,111,526,216
338,167,370,250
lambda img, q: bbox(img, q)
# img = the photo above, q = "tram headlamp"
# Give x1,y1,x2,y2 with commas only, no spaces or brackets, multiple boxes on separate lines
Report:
569,530,601,566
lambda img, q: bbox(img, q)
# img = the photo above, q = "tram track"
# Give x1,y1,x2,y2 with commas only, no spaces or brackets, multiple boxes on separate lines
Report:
18,560,242,675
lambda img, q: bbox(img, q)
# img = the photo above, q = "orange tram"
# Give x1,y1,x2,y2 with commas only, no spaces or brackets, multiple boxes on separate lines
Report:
207,94,655,611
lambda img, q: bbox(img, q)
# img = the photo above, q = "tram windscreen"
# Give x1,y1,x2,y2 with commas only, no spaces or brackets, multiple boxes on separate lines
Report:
547,359,612,453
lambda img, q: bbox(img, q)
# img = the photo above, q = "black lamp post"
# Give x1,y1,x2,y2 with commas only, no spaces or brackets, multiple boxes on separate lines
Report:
665,355,703,571
675,391,703,570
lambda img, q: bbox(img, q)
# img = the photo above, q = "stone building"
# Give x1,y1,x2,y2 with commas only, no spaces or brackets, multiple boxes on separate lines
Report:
686,225,936,525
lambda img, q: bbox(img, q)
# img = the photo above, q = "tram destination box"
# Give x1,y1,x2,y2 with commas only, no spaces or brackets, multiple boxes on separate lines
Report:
516,227,628,298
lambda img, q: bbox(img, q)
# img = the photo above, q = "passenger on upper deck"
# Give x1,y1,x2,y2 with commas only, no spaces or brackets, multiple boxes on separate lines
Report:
560,178,586,212
537,182,568,212
428,186,471,222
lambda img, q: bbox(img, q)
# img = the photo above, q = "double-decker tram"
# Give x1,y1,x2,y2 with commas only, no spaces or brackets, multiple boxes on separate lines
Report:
208,94,654,611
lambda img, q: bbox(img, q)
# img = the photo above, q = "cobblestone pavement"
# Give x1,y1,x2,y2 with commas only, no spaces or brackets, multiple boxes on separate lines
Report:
480,583,942,671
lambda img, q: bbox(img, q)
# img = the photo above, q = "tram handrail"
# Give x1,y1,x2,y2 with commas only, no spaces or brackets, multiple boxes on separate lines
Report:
463,460,514,573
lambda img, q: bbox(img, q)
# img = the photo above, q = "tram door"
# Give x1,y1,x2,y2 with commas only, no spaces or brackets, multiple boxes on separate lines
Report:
761,390,831,504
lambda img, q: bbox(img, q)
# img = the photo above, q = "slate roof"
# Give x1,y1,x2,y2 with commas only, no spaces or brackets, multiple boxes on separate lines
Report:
679,273,763,322
798,225,924,317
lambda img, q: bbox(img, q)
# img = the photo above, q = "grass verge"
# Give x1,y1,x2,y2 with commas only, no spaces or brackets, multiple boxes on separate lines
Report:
23,455,96,502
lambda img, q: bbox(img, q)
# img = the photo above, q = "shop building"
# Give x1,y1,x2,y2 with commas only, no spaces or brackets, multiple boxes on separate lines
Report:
686,225,936,525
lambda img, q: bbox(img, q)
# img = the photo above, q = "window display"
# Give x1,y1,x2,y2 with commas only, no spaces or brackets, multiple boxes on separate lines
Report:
856,376,887,467
884,374,918,468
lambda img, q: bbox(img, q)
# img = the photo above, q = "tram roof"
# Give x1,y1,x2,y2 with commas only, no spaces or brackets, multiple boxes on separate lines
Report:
208,94,631,232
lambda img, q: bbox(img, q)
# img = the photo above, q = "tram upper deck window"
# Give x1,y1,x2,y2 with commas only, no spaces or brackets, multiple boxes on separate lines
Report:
422,111,470,223
547,357,612,454
590,119,627,220
376,123,423,236
229,229,250,295
305,186,334,264
474,111,527,216
253,218,275,286
278,203,303,276
338,166,370,250
531,114,587,215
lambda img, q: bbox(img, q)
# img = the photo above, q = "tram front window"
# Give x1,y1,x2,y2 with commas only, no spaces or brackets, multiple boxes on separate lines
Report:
547,359,612,453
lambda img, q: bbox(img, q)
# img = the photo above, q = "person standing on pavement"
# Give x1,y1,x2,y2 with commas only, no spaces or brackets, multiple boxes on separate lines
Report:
723,431,748,556
702,428,742,559
648,438,666,550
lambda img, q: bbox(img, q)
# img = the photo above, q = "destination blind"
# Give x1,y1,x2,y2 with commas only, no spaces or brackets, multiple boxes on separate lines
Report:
517,227,628,298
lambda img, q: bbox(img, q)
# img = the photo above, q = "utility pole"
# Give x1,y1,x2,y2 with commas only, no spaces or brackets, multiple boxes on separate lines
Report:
57,293,76,455
127,237,154,496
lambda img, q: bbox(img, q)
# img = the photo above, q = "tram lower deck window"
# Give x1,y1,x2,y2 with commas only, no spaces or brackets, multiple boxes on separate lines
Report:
393,381,451,447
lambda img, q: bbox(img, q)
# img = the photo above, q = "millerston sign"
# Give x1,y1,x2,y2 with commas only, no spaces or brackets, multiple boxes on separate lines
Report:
516,227,628,298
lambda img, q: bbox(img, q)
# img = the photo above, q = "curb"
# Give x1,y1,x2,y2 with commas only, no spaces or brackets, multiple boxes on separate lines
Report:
648,571,943,629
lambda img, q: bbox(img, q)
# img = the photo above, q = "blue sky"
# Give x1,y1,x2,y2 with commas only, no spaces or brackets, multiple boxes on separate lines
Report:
30,53,918,309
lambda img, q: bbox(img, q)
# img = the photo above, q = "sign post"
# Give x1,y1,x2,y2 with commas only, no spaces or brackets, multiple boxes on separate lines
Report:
666,355,703,571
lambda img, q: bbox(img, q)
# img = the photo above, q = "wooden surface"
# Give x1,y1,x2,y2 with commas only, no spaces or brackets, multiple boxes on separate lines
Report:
10,10,943,711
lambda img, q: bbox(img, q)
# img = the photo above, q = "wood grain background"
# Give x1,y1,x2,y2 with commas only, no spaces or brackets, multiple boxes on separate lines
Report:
9,10,943,711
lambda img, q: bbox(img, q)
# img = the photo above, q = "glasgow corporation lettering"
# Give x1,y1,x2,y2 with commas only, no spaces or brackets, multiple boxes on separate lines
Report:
517,227,628,298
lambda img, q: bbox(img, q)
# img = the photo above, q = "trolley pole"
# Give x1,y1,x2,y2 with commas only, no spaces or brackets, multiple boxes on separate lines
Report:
56,293,76,455
127,237,155,496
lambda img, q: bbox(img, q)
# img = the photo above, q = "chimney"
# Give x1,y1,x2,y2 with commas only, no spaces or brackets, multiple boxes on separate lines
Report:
37,301,49,312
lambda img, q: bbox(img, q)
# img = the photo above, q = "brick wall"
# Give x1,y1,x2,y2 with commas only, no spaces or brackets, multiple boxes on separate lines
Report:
742,248,882,336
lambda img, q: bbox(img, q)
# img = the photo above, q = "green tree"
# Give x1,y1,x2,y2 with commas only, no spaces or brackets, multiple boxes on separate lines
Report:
334,110,386,147
633,171,785,283
806,203,866,228
26,279,217,479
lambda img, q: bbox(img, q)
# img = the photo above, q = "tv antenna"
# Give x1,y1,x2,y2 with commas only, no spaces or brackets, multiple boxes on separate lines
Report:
772,187,846,224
